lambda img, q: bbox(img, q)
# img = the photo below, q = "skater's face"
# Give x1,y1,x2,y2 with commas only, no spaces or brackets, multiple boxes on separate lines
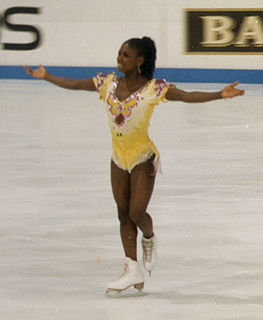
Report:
117,43,144,74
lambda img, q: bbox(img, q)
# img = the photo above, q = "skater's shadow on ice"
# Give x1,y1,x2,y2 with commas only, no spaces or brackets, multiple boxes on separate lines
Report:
106,290,149,299
149,291,263,305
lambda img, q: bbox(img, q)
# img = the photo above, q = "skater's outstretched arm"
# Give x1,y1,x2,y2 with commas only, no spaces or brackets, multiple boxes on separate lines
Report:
24,65,96,91
165,81,245,102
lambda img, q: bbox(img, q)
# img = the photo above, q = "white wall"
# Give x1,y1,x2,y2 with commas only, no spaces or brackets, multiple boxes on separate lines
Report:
0,0,262,70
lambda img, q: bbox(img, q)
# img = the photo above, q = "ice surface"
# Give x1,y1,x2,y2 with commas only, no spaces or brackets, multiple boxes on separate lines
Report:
1,80,263,320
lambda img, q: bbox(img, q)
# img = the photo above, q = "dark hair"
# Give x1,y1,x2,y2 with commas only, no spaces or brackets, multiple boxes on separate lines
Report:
125,36,156,79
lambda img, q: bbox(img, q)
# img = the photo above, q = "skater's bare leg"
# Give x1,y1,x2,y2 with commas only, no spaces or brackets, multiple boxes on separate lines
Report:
129,155,156,238
111,160,138,261
108,156,156,292
128,155,157,274
110,155,156,260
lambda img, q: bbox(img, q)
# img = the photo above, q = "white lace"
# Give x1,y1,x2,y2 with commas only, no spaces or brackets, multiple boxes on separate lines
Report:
143,239,154,261
117,262,129,280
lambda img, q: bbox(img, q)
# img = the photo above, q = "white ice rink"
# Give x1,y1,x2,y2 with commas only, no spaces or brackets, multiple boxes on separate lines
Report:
1,79,263,320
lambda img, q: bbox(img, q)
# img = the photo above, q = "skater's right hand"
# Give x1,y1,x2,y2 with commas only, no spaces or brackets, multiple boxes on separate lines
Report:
24,65,47,79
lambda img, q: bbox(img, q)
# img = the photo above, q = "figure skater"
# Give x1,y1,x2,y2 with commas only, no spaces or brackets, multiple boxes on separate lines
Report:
24,36,244,293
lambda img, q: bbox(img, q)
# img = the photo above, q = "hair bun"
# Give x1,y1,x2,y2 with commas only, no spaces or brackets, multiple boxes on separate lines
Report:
142,37,155,47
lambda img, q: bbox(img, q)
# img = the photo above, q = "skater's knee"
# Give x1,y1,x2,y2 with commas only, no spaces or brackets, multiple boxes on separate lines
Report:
129,208,145,226
117,207,130,224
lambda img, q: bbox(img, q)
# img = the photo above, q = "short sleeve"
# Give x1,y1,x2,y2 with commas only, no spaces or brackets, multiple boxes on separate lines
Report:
93,72,116,102
146,79,173,105
154,79,173,102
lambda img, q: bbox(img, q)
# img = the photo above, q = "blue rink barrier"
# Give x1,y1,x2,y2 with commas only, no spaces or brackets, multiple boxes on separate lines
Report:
0,65,262,84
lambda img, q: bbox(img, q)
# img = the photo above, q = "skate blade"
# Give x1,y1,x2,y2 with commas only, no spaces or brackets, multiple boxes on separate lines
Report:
106,282,144,294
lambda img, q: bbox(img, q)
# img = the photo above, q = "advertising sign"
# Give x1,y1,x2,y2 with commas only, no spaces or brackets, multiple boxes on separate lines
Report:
185,9,263,54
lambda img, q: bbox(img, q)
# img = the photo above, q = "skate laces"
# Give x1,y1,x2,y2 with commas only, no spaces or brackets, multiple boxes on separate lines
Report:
117,262,129,280
143,238,154,262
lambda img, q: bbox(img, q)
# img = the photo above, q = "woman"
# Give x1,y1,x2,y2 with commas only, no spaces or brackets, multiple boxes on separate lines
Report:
24,37,244,293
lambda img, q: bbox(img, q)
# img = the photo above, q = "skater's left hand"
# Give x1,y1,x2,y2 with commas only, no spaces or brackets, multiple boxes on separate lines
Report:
221,81,245,99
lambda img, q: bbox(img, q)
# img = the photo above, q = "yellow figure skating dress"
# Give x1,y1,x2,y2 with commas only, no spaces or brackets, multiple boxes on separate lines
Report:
93,72,172,172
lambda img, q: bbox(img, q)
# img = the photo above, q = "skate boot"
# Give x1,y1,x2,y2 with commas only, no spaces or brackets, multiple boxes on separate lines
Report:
106,257,144,293
142,234,157,276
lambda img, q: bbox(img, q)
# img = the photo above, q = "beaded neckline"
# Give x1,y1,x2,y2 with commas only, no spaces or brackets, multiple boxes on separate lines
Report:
113,77,151,103
107,77,152,128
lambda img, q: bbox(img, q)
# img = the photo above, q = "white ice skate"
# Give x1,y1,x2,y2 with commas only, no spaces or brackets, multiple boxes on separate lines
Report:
142,234,157,276
106,257,144,293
